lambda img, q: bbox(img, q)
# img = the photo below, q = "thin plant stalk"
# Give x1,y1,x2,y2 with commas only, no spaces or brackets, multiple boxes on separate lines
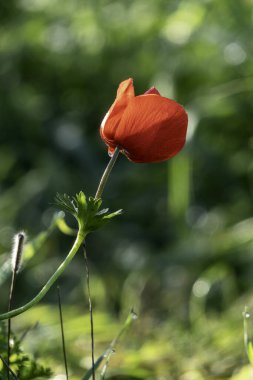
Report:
57,286,69,380
19,321,39,343
95,147,120,199
7,271,16,380
83,243,95,380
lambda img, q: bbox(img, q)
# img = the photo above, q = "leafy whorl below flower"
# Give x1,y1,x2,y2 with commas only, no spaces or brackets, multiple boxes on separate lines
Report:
100,78,188,163
55,192,122,236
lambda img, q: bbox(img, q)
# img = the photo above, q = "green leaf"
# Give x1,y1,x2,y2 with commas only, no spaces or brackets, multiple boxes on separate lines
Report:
54,193,78,216
82,355,105,380
55,192,122,236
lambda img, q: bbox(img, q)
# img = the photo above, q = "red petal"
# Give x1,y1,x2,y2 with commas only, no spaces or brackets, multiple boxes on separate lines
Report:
144,86,161,95
100,78,134,150
113,95,188,163
117,78,135,98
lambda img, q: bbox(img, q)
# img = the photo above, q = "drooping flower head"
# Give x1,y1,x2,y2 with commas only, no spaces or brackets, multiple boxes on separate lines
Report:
100,78,188,163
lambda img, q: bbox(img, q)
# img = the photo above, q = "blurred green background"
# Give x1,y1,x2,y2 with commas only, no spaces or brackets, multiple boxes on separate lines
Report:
0,0,253,378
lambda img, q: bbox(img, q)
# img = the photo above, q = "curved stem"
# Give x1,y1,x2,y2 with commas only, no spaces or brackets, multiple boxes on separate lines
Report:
0,231,85,321
0,147,120,322
95,147,120,199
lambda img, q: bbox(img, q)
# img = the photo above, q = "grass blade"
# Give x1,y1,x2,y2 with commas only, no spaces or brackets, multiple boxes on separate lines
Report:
81,309,137,380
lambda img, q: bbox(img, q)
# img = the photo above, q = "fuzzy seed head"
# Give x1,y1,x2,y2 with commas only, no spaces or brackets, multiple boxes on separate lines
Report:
11,231,26,273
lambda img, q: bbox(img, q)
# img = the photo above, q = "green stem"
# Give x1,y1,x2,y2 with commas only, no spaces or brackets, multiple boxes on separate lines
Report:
0,147,120,322
0,231,85,321
95,147,120,199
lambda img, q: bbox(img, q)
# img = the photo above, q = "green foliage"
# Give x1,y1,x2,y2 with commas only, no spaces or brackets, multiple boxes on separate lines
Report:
0,322,51,380
55,192,122,235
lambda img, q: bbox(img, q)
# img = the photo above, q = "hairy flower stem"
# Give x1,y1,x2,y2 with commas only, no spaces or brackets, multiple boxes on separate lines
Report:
83,243,95,380
0,231,86,321
95,147,120,199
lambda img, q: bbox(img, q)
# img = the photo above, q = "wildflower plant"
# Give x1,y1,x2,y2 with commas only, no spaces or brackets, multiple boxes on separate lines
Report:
0,78,188,378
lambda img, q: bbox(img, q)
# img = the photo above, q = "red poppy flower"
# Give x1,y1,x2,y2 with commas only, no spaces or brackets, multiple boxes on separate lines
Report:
100,78,188,163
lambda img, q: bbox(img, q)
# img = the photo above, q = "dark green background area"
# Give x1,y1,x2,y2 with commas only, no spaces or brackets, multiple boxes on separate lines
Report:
0,0,253,378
